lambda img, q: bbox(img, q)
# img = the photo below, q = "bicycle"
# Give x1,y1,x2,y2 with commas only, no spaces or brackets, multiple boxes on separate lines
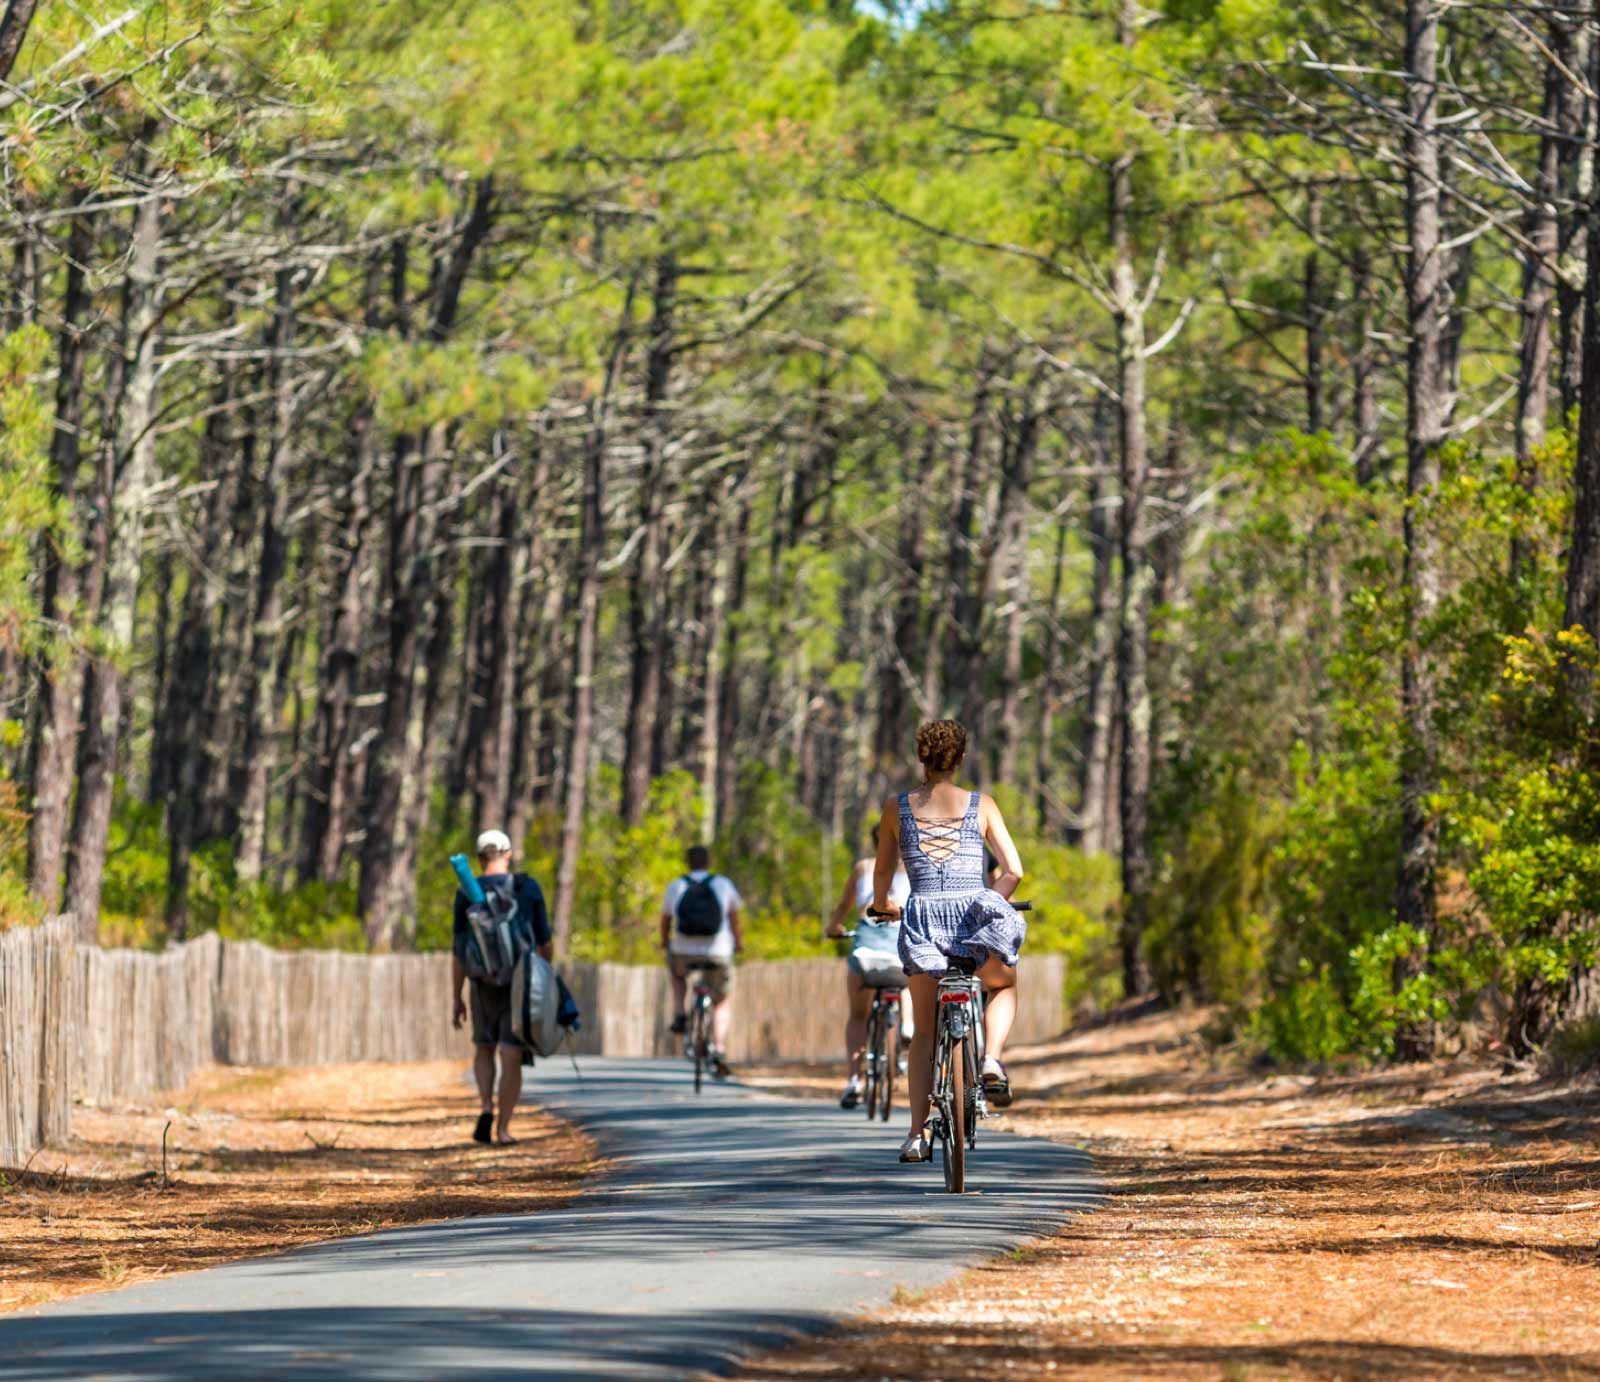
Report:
847,927,902,1123
875,900,1031,1193
680,959,724,1094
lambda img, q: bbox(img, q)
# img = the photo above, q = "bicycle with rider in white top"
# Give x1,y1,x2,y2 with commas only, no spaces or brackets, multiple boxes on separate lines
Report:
825,823,913,1110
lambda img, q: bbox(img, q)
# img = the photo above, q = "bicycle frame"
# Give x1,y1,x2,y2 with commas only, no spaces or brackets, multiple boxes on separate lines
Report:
928,965,987,1192
863,984,901,1122
687,975,715,1093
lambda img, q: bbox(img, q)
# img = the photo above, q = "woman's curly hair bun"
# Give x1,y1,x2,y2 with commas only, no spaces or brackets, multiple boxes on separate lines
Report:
916,719,968,772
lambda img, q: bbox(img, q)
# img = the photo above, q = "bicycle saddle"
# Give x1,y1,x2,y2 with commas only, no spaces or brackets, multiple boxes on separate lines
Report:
942,956,979,976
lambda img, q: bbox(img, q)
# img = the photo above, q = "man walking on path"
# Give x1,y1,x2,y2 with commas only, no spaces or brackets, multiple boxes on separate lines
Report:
452,828,552,1145
661,845,743,1076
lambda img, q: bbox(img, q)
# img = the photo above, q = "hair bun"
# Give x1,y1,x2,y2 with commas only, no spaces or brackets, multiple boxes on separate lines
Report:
916,719,968,772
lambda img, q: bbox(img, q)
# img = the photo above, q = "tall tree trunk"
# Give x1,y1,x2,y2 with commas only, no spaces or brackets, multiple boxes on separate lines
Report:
1304,185,1325,434
447,541,489,809
1035,515,1068,831
991,387,1041,784
472,473,524,832
942,351,995,718
554,410,610,956
1079,396,1118,855
1111,7,1155,999
533,572,573,817
299,414,378,885
163,353,243,937
1351,248,1381,484
1567,34,1600,671
65,187,162,936
237,250,298,880
1512,28,1564,583
715,481,754,833
698,504,727,841
0,0,40,83
1556,13,1591,424
6,210,35,332
877,436,929,770
27,202,94,908
505,435,553,846
621,255,677,824
553,285,632,954
145,551,175,800
1393,0,1452,1060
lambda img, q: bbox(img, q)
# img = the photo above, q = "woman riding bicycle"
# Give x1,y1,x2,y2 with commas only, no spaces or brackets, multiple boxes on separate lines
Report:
871,719,1026,1164
825,823,912,1109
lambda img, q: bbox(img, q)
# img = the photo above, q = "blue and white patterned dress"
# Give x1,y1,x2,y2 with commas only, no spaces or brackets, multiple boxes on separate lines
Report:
896,790,1027,977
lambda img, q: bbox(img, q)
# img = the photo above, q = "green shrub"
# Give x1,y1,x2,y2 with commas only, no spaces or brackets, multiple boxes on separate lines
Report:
1543,1016,1600,1079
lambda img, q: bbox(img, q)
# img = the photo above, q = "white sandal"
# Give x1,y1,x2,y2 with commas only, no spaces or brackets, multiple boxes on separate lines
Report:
898,1132,931,1163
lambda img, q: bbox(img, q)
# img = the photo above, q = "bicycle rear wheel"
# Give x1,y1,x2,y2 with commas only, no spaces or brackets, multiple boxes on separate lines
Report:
964,1032,980,1148
942,1035,966,1194
877,1007,897,1122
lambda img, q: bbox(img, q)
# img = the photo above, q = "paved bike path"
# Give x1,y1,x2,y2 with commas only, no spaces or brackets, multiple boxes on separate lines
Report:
1,1057,1100,1380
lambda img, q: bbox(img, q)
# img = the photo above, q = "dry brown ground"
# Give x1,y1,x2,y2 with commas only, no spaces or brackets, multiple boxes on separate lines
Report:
735,1007,1600,1381
0,1059,595,1314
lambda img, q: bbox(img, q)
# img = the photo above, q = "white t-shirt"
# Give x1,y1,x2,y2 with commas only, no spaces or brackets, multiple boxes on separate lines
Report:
853,866,910,916
663,870,743,960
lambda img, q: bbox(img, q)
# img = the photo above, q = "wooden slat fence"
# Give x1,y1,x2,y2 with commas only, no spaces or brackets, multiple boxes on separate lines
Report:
0,916,74,1166
2,920,1068,1167
568,954,1067,1063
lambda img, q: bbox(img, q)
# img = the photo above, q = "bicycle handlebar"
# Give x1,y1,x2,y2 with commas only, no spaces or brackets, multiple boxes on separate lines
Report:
865,898,1033,919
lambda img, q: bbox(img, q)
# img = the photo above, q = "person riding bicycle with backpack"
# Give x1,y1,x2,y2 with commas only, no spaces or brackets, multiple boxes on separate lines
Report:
871,719,1026,1164
660,845,744,1078
825,822,912,1109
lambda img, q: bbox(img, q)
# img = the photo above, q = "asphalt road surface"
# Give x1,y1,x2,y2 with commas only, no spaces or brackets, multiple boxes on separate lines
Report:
2,1057,1100,1380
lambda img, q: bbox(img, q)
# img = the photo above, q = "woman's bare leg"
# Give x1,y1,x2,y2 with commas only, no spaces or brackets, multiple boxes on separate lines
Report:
905,974,938,1138
844,969,870,1076
977,956,1018,1061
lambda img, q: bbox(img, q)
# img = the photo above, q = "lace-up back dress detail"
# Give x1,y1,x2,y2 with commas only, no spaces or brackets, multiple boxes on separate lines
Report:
896,790,1027,977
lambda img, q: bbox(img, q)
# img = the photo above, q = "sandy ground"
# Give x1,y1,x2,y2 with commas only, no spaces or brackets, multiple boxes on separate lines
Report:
735,1006,1600,1380
0,1059,595,1314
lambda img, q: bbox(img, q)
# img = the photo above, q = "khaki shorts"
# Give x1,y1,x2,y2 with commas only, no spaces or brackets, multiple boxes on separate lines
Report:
469,981,520,1047
670,953,734,1001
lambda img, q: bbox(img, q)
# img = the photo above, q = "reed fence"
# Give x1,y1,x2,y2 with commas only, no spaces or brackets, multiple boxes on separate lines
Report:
1,920,1068,1167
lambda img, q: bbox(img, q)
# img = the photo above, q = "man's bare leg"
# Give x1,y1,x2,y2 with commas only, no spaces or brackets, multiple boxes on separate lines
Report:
495,1044,523,1143
711,993,733,1052
473,1044,495,1114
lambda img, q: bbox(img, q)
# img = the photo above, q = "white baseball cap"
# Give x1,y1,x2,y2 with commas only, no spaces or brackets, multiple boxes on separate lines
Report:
475,828,512,856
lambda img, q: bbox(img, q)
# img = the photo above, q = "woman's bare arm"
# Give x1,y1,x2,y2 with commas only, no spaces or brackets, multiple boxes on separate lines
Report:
827,860,867,937
871,796,902,915
980,795,1024,900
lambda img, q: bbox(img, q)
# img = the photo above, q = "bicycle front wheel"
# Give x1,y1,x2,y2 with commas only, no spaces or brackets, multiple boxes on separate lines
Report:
942,1035,966,1194
877,1009,897,1122
692,1002,707,1094
863,1004,882,1121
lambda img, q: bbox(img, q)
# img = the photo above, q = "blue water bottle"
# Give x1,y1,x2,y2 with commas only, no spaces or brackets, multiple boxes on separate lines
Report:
449,854,486,905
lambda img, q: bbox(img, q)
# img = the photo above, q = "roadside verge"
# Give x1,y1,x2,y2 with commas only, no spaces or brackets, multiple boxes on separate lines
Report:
0,1059,596,1314
733,1007,1600,1380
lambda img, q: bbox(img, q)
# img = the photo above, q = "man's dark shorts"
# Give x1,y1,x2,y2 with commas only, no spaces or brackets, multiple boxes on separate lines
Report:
469,981,521,1048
